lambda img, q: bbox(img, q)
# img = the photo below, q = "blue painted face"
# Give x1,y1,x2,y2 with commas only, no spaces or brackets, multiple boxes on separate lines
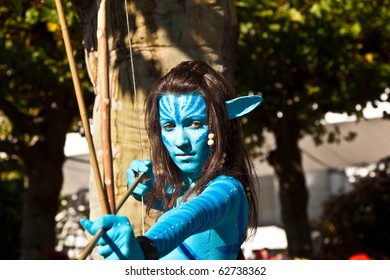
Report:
159,93,209,179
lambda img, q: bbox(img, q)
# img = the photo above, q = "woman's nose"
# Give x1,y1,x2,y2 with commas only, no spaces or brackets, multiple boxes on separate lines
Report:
175,127,190,147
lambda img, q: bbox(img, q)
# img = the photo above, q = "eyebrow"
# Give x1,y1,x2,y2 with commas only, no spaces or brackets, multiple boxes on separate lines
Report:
159,114,207,124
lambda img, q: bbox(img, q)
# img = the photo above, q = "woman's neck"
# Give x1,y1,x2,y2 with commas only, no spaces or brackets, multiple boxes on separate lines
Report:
180,173,200,188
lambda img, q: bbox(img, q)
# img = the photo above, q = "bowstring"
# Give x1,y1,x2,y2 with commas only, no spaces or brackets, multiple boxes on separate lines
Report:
124,0,145,235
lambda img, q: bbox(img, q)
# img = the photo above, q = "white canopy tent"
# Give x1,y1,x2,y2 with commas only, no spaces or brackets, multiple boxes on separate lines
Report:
242,225,288,251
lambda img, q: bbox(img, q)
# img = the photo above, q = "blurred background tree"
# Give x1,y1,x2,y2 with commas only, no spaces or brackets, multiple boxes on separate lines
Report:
235,0,390,258
0,0,92,259
315,156,390,260
0,113,24,259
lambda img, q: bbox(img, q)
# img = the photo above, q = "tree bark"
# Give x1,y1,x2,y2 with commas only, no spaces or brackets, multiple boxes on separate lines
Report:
20,153,64,259
71,0,238,258
19,110,71,259
267,107,312,259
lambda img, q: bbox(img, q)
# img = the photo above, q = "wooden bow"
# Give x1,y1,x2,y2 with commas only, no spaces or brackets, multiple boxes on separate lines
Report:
55,0,145,260
97,0,116,215
54,0,110,216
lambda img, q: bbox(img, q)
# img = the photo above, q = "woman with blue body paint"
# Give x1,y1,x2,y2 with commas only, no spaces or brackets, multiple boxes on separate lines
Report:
81,61,262,260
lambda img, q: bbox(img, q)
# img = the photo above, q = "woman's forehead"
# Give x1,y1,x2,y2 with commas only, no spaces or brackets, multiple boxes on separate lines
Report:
159,93,206,119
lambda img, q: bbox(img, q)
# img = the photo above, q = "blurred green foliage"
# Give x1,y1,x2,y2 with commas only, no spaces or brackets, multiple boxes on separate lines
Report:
0,0,91,137
235,0,390,152
0,0,92,258
235,0,390,258
316,157,390,259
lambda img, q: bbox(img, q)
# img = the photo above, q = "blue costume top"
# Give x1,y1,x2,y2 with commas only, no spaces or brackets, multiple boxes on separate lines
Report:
146,175,248,260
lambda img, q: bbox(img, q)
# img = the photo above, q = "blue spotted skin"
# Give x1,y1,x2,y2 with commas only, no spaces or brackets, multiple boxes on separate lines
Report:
159,93,209,180
145,176,248,260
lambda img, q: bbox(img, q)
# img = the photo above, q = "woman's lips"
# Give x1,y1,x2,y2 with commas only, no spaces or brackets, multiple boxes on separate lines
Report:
176,153,195,159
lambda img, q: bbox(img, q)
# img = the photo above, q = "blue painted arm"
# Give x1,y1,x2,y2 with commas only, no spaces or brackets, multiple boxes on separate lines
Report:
80,215,145,260
80,176,247,260
145,176,247,259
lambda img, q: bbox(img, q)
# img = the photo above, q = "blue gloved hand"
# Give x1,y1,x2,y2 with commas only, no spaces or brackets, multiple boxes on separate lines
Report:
126,159,154,199
80,215,145,260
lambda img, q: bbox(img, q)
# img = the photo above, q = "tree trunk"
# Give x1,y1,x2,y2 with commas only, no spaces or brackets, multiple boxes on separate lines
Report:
20,153,64,259
71,0,238,258
19,114,70,259
268,108,312,259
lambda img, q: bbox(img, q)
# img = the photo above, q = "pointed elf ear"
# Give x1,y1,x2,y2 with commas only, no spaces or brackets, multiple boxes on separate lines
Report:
226,95,263,120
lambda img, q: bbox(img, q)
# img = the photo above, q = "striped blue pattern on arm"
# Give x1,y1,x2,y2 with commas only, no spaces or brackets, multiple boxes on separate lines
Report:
144,176,247,259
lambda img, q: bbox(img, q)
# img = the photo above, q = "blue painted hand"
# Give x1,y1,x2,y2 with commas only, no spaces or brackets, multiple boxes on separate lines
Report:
80,215,145,260
126,159,154,199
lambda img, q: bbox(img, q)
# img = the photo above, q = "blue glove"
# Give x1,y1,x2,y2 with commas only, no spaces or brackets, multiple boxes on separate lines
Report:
80,215,145,260
126,159,154,199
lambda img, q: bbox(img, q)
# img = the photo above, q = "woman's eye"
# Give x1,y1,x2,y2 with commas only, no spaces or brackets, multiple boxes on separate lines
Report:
162,123,175,131
190,121,202,128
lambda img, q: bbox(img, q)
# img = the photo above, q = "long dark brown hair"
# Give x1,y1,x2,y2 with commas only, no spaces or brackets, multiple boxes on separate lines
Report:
145,60,258,237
